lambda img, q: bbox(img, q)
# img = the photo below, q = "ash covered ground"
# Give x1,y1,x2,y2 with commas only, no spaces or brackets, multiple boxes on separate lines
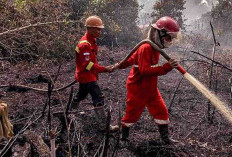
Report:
0,44,232,156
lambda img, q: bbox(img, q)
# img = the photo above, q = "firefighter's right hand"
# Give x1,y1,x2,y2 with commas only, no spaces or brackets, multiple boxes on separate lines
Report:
112,63,120,70
168,59,178,68
105,65,114,73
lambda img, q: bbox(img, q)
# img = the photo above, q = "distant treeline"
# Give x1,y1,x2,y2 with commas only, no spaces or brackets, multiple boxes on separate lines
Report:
0,0,229,61
0,0,143,62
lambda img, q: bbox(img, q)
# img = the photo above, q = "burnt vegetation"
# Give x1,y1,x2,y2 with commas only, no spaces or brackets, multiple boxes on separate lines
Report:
0,0,232,156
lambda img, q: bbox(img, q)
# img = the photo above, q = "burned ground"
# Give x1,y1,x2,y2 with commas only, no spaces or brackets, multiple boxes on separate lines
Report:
0,43,232,156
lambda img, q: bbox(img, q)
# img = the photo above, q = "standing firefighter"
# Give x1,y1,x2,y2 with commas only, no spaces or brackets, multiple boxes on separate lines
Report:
72,15,118,131
114,16,180,144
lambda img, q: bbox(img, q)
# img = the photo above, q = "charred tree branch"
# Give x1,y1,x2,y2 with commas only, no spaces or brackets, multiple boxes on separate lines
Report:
190,51,232,72
0,80,77,92
0,20,81,36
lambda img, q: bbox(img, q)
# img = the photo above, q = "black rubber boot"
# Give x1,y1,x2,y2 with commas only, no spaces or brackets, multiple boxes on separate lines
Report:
121,127,130,141
71,99,80,110
158,124,172,145
94,107,106,129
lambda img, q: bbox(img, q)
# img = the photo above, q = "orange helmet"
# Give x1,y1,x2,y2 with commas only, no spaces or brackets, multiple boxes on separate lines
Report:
85,15,104,28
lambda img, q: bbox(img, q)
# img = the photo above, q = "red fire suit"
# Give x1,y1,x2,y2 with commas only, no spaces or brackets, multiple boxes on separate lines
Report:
120,43,173,127
75,33,106,83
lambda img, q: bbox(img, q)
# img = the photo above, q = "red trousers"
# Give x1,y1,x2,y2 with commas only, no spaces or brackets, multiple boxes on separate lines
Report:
121,87,169,127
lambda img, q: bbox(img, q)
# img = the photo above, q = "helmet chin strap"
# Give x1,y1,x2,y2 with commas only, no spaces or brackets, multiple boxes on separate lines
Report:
158,30,166,49
147,27,165,49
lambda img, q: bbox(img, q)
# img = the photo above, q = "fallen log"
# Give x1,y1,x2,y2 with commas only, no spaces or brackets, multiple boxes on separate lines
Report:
24,130,50,157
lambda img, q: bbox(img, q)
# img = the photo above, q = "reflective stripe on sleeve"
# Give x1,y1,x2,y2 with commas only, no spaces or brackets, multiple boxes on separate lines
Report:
151,64,159,68
83,52,90,55
154,119,170,125
79,40,91,46
75,46,79,53
133,64,159,68
86,61,94,71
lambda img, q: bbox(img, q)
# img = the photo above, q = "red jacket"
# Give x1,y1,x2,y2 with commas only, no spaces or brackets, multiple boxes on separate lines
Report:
75,33,106,83
120,43,173,96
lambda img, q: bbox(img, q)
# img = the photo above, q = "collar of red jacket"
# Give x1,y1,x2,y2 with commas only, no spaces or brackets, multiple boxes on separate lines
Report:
85,32,96,44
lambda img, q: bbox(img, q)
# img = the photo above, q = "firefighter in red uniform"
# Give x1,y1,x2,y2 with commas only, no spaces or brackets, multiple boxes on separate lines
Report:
113,16,180,144
72,15,118,131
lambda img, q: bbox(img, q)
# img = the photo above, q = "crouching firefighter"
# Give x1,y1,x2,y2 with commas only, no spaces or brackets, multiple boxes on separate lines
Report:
72,15,118,131
113,16,181,144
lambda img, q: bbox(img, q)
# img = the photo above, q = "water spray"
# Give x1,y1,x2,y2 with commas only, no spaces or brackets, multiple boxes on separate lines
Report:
118,39,232,123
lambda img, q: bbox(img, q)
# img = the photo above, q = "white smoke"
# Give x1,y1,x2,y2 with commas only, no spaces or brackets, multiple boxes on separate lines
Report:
138,0,219,26
200,0,209,7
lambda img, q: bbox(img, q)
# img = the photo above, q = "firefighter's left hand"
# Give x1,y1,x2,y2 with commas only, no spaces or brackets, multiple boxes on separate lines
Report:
105,65,115,73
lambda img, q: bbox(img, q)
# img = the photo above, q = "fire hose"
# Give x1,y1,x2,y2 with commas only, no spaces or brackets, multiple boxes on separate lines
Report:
117,39,186,75
117,39,232,124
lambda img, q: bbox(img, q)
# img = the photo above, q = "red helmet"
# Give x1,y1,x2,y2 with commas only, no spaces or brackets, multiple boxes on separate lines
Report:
151,16,179,33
